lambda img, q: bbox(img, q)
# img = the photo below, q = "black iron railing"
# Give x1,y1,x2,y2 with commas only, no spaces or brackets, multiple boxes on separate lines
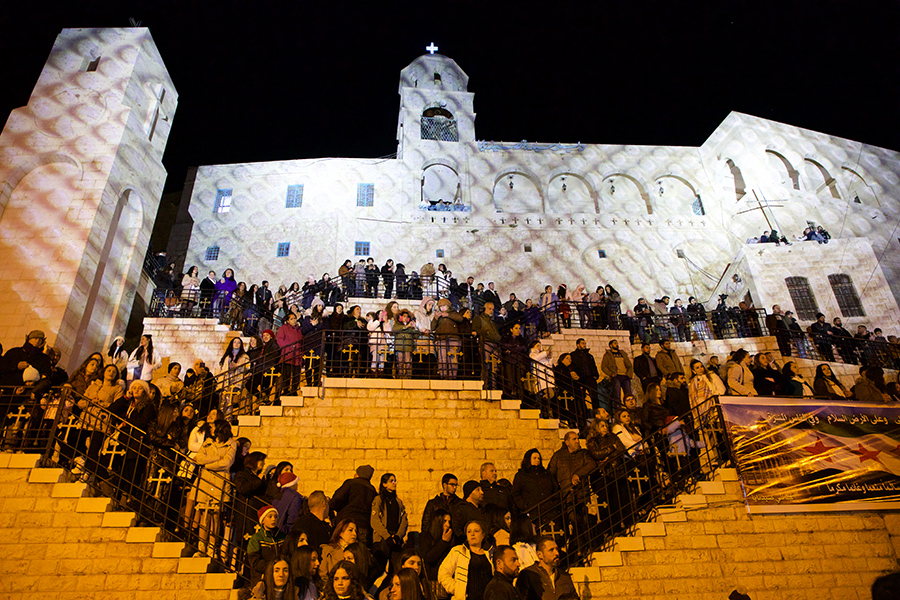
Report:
523,395,733,569
782,330,900,371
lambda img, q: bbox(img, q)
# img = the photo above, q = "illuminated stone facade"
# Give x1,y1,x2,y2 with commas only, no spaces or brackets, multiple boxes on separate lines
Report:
0,28,177,368
180,51,900,332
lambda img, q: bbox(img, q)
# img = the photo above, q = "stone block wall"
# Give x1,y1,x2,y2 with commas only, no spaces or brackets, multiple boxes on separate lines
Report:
236,384,567,532
140,317,237,379
580,477,899,600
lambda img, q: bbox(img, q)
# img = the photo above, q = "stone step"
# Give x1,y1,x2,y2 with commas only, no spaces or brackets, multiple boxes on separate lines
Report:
538,418,560,429
238,415,261,427
559,428,579,439
50,482,88,498
178,556,212,573
481,390,502,400
715,467,739,481
76,497,111,513
696,480,726,496
301,387,319,397
590,551,623,567
280,396,305,407
677,493,708,507
28,467,65,483
614,536,644,552
657,506,687,522
636,522,667,537
102,511,137,528
152,541,188,558
259,405,283,417
0,453,42,469
206,573,238,590
499,399,521,410
126,526,162,543
569,565,601,583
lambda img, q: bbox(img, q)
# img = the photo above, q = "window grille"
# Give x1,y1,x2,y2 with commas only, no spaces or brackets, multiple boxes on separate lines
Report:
286,184,304,208
355,241,370,256
277,242,290,258
828,274,865,317
436,249,445,258
524,244,533,253
598,250,607,259
214,189,233,214
205,246,220,261
357,183,375,207
784,276,819,321
692,195,705,216
421,116,459,142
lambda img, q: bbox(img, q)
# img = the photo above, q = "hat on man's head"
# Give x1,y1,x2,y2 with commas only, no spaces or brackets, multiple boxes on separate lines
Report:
278,472,298,489
26,330,45,341
462,480,481,500
257,505,278,524
437,298,451,309
356,464,375,480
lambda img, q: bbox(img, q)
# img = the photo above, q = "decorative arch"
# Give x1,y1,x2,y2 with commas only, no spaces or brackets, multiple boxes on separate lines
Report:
724,158,747,201
841,166,879,207
804,158,841,200
420,163,464,210
547,171,598,213
651,173,704,216
765,150,800,190
600,173,653,215
492,168,544,213
0,152,82,215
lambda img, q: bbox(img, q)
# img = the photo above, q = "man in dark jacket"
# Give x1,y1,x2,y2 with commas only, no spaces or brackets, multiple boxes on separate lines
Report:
291,490,333,555
330,464,378,544
199,270,217,317
484,283,502,314
479,462,511,510
484,545,523,600
633,343,661,393
547,432,597,501
764,305,792,357
569,338,601,409
453,480,485,542
516,537,579,600
421,473,463,534
0,330,52,387
108,380,159,509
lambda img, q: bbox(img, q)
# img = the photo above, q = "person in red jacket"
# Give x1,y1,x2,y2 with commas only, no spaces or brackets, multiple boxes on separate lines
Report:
276,313,303,395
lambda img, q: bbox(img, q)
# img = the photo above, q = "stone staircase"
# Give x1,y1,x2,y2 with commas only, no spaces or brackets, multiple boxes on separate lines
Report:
0,452,235,600
566,467,897,599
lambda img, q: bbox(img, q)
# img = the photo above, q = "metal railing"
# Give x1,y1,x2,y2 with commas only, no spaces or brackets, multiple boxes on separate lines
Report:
782,330,900,371
522,395,733,569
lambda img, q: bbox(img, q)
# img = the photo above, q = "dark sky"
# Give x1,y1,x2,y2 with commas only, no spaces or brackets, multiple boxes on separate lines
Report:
2,1,898,194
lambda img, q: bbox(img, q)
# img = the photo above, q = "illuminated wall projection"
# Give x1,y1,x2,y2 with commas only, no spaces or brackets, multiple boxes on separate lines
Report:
0,28,177,368
183,51,900,330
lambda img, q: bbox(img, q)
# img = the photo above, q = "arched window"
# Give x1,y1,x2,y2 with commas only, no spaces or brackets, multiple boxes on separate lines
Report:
828,274,865,317
841,167,878,206
784,276,819,321
804,159,841,200
421,106,458,142
726,159,746,201
765,150,800,190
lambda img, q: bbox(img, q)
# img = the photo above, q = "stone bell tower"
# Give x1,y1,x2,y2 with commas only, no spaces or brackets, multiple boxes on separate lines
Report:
0,28,177,368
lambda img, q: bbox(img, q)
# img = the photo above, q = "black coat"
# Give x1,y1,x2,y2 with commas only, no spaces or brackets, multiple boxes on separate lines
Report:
511,467,557,513
569,348,599,382
291,512,333,555
331,477,377,530
421,492,463,534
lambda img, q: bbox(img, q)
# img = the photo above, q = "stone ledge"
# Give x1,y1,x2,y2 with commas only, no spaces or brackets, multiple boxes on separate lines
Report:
5,453,41,469
590,551,623,567
50,482,87,498
301,387,318,396
537,418,560,429
75,497,111,513
614,536,644,551
716,467,739,481
28,468,65,483
499,400,521,410
177,556,211,573
259,406,283,417
677,493,708,507
102,511,136,528
657,507,687,522
206,573,238,589
636,522,667,537
126,526,161,543
238,415,261,427
152,541,187,558
401,379,430,389
280,396,305,407
519,409,540,420
570,566,602,582
697,481,726,495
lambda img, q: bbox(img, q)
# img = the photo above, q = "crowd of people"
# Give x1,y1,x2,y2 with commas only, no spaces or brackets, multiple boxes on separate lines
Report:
746,225,831,245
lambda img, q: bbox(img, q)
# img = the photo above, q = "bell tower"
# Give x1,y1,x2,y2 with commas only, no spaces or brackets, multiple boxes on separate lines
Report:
0,28,177,368
396,46,475,159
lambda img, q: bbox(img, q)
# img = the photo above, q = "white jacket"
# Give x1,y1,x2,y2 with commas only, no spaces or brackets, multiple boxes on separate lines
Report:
127,346,161,381
438,544,493,599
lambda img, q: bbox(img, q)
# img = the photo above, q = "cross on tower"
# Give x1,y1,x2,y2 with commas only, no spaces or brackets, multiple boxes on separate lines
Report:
426,43,438,55
627,467,650,495
100,437,126,470
57,415,81,444
147,467,172,499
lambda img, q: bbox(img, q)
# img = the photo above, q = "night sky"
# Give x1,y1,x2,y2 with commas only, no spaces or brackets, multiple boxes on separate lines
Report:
2,1,898,194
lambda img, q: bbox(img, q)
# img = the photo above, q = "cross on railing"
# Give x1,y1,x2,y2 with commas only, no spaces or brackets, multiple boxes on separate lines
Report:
221,387,242,409
342,345,359,360
263,368,280,389
413,347,430,363
147,467,172,499
8,405,31,430
100,437,126,470
627,467,650,495
541,520,565,540
559,391,574,408
448,348,464,361
586,493,609,517
303,351,320,370
57,415,80,444
486,353,501,373
667,448,686,471
377,346,394,357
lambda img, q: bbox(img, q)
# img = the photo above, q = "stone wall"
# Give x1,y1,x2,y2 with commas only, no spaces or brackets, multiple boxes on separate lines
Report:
235,381,569,532
140,317,237,380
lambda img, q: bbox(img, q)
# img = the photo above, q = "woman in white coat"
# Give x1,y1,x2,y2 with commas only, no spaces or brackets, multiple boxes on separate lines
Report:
438,520,492,600
126,334,161,381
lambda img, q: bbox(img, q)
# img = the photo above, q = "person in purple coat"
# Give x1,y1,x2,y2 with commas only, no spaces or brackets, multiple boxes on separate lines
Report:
277,312,304,395
213,268,237,318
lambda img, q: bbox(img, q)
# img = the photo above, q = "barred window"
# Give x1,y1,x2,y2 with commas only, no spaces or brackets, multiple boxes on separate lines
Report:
421,106,459,142
286,184,304,208
828,274,865,317
357,183,374,207
277,242,290,258
785,276,819,321
214,189,233,214
205,246,219,261
355,241,370,256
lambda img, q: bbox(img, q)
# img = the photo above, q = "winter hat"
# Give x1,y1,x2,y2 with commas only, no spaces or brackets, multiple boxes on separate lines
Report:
664,416,677,426
26,330,46,341
262,329,276,339
437,298,451,310
278,472,298,489
356,464,375,480
257,505,278,524
462,480,481,500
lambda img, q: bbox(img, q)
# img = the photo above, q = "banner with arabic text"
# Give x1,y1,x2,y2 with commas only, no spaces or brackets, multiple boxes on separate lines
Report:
719,396,900,513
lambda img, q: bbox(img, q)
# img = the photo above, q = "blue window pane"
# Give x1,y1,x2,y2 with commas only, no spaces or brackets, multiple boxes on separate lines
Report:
357,183,374,207
277,242,290,258
354,241,370,256
215,189,233,214
286,184,303,208
205,246,219,261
